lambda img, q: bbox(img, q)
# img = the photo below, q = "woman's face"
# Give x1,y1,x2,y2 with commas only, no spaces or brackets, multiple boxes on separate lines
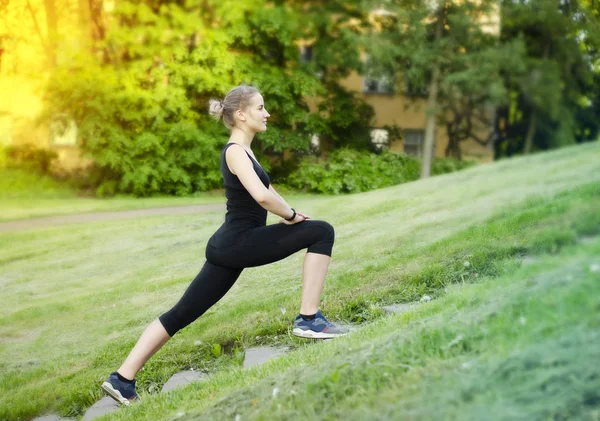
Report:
241,93,270,133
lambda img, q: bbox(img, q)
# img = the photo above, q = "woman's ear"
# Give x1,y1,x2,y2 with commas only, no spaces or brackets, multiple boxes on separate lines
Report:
235,109,246,123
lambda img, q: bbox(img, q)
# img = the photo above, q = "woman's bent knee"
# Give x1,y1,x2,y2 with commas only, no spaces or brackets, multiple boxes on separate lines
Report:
306,220,335,256
314,220,335,243
158,312,179,337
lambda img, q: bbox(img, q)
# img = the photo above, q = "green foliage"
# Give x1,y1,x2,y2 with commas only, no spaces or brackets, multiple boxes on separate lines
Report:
43,0,373,196
211,343,222,358
365,0,503,159
431,157,476,175
310,85,375,151
286,149,420,194
367,0,600,158
4,143,58,175
0,145,7,169
0,167,75,200
286,149,478,194
495,0,600,156
44,45,228,197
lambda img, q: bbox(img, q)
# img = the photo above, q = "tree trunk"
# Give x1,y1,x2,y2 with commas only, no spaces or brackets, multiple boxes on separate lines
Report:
421,69,439,178
88,0,111,63
524,42,548,155
78,0,92,48
445,126,462,159
25,0,52,66
420,4,444,179
89,0,106,42
43,0,57,67
523,110,536,154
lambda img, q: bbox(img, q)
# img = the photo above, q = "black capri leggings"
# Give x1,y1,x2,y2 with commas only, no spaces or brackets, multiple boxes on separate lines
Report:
158,220,334,337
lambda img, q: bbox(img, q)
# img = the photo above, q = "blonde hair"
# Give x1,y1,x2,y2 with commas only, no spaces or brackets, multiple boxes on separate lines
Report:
208,85,260,129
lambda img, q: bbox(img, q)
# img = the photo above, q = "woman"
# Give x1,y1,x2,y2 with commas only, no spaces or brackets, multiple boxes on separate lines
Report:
101,85,347,406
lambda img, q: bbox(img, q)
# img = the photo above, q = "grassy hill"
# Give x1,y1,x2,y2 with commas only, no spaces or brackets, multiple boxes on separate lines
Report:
0,168,225,222
1,142,599,420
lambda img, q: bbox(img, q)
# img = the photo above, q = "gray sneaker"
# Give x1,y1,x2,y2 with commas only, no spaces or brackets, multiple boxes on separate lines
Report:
293,310,349,339
101,372,139,406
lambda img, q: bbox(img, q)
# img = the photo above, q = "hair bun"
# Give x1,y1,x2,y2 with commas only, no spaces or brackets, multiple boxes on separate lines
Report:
208,99,224,121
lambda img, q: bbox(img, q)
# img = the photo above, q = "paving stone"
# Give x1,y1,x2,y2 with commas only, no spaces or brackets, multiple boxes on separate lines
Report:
82,397,120,421
243,346,289,369
335,322,356,333
161,371,208,393
382,303,414,314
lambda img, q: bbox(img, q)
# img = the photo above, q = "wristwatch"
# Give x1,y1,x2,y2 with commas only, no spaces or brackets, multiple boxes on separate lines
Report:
285,208,297,221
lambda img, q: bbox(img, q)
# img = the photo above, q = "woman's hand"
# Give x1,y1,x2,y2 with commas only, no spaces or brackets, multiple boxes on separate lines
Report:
297,211,311,220
279,213,307,225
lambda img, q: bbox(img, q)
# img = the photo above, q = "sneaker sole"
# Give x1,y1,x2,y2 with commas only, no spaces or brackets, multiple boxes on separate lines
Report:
292,328,348,339
101,382,132,406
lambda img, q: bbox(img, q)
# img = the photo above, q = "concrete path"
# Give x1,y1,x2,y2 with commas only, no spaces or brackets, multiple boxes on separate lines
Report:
77,345,291,420
161,370,208,393
39,309,405,420
243,346,290,369
382,303,415,314
0,204,224,232
81,397,120,421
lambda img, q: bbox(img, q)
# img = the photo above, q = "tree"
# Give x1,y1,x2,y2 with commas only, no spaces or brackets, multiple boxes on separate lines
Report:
43,0,374,196
1,0,86,73
43,0,58,66
366,0,502,176
495,0,600,157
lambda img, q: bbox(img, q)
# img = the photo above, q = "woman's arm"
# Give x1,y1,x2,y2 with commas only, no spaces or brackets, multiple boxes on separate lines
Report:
226,145,302,222
269,184,311,221
268,185,290,207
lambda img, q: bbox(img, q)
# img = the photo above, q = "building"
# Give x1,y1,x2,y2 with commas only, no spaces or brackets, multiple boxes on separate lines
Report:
339,70,495,161
0,75,85,170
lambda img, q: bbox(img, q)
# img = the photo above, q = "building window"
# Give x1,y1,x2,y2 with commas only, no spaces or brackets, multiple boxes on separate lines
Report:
364,73,395,94
49,114,77,146
404,76,429,97
403,129,426,157
363,56,395,94
299,44,324,79
300,45,313,62
370,128,389,150
402,61,430,97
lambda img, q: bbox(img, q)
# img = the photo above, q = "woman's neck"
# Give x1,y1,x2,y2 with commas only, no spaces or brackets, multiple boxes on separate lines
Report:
229,127,254,149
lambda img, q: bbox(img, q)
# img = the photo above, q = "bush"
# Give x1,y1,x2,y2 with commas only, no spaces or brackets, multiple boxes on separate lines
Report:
0,167,75,200
431,157,476,175
286,150,478,194
285,149,421,194
5,144,58,175
0,145,7,169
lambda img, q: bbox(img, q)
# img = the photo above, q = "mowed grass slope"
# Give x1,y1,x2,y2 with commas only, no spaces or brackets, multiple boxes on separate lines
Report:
1,141,599,420
0,168,226,222
115,229,600,421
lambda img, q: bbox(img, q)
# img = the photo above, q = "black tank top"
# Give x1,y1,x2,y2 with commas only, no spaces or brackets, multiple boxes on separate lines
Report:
208,142,271,249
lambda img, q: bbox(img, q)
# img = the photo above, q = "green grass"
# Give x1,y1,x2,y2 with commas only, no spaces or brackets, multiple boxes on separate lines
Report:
0,168,319,222
175,238,600,421
1,142,599,420
0,168,224,221
0,167,77,200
